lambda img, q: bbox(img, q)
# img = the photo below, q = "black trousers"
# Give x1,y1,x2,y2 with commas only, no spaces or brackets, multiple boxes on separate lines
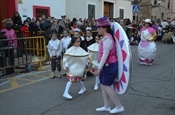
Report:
51,56,61,72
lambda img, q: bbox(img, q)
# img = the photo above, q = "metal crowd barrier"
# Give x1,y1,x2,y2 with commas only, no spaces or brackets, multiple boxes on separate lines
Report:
0,36,46,77
15,31,45,38
15,30,98,38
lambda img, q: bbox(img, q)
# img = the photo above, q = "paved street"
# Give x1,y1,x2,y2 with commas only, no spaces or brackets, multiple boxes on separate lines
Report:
0,43,175,115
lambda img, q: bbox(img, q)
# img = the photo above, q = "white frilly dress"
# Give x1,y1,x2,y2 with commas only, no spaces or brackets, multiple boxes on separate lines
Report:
63,46,89,81
138,27,157,65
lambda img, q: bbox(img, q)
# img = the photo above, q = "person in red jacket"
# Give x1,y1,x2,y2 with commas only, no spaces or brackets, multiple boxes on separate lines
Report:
21,20,29,37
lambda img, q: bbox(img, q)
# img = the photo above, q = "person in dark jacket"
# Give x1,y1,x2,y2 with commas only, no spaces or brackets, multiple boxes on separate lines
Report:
12,12,22,31
29,17,38,36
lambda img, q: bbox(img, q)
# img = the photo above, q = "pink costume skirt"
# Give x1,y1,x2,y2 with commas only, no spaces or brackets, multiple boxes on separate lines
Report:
138,41,156,65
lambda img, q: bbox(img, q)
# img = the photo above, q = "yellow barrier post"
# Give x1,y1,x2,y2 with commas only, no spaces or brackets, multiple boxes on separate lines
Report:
25,36,46,71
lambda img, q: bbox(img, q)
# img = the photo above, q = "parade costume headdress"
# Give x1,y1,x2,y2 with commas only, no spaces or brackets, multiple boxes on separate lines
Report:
96,17,110,27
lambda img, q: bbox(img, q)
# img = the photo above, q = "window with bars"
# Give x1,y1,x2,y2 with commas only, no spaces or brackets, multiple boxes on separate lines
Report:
153,0,157,5
119,9,124,19
36,9,48,18
167,0,170,9
88,4,95,19
161,13,164,20
33,6,50,19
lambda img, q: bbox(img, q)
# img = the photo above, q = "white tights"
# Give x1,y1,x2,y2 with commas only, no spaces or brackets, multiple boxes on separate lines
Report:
101,84,122,108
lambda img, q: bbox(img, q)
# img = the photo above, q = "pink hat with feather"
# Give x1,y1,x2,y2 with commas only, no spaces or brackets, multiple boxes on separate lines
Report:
96,17,111,27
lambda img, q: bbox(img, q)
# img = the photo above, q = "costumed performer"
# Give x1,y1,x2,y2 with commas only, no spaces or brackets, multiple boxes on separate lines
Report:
63,37,89,99
87,35,100,90
138,18,157,65
93,17,124,114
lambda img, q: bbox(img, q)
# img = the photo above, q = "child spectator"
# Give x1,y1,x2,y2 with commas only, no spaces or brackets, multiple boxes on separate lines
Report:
157,25,163,42
47,32,62,78
85,27,95,47
61,30,72,54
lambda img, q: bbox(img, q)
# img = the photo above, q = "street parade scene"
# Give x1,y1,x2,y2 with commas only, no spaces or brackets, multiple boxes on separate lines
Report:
0,0,175,115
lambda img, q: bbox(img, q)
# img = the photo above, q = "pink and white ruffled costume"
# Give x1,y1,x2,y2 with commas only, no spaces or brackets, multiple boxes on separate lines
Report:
138,27,157,65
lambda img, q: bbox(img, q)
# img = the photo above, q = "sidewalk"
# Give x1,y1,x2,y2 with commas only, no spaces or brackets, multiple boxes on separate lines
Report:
0,63,66,94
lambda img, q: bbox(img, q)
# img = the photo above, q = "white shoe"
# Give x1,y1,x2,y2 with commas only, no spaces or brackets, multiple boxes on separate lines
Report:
78,88,86,94
96,107,111,112
94,85,98,90
57,72,61,78
63,93,73,99
51,72,55,78
139,62,146,65
109,106,124,114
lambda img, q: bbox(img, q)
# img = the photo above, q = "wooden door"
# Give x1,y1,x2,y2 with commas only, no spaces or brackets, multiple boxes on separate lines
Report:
104,2,110,17
0,0,8,29
104,2,113,18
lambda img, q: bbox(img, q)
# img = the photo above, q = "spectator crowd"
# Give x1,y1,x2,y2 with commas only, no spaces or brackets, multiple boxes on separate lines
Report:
1,11,175,51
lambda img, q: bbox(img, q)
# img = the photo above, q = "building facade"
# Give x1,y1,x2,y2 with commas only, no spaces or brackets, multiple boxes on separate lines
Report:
138,0,174,20
0,0,18,29
66,0,133,20
0,0,66,29
18,0,66,21
173,0,175,19
151,0,174,20
0,0,133,29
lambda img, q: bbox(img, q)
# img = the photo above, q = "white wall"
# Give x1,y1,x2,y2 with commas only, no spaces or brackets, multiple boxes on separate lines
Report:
66,0,107,20
66,0,100,20
18,0,132,21
66,0,87,20
18,0,66,21
115,0,133,20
